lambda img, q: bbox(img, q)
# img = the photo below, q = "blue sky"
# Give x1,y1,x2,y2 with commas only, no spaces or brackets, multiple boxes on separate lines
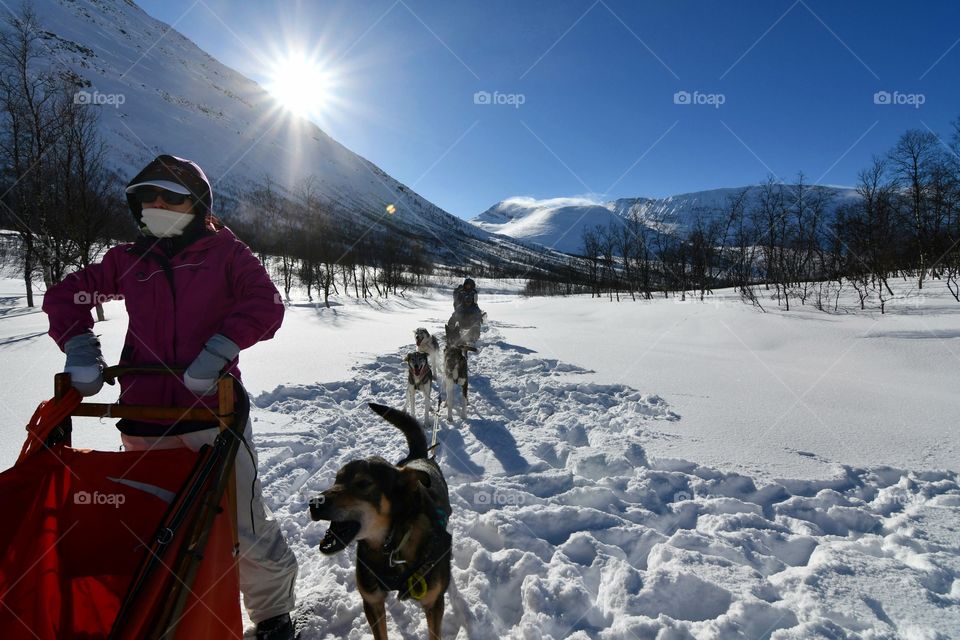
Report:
137,0,960,219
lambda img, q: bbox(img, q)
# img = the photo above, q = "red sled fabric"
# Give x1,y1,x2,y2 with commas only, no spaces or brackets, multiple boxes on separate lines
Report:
0,445,241,639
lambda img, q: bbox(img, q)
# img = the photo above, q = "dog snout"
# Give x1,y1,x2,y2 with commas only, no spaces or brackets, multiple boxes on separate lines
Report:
309,488,344,521
308,494,329,521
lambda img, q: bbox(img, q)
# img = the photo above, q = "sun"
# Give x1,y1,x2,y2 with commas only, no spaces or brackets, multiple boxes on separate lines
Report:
266,52,332,118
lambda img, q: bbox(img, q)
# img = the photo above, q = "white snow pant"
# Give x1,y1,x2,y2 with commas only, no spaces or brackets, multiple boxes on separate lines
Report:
121,419,299,624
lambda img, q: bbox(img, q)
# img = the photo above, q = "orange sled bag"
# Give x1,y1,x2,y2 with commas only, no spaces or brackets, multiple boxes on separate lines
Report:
0,380,243,639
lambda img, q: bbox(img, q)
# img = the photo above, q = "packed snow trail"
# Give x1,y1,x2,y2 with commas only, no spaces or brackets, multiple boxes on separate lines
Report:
249,323,959,639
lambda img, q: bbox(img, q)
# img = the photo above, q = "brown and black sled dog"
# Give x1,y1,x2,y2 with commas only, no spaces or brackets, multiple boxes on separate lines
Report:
309,403,452,640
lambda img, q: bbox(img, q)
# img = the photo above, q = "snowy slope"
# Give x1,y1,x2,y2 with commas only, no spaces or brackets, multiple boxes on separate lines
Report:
35,0,417,218
2,275,958,638
613,186,862,230
29,0,569,270
473,197,631,255
472,186,861,255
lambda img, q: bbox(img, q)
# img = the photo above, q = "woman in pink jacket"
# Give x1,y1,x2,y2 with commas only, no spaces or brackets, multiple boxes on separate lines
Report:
43,155,298,640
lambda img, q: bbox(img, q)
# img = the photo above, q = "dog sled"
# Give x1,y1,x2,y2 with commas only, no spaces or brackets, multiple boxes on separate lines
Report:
0,366,246,640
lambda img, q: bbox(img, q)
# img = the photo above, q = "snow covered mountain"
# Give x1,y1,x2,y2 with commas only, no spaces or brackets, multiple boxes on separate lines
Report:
472,197,631,256
473,186,862,255
28,0,568,271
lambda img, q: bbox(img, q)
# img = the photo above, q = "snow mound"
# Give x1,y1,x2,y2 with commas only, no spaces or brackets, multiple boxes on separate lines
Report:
250,324,959,639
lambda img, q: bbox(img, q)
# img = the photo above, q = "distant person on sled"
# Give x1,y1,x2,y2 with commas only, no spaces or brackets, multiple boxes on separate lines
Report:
446,277,485,346
42,155,298,640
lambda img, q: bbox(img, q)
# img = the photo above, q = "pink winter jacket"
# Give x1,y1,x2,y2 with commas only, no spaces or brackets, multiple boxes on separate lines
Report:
43,227,283,435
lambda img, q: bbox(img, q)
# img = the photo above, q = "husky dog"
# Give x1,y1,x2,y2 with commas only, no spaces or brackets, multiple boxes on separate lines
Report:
404,351,433,427
310,404,452,640
414,328,442,376
442,343,476,421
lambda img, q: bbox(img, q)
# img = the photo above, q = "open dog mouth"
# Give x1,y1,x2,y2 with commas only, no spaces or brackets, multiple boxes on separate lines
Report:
318,520,361,555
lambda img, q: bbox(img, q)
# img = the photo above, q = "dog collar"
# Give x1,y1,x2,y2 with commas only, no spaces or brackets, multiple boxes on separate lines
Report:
376,518,451,600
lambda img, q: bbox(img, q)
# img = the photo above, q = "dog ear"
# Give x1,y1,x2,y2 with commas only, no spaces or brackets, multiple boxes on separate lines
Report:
401,467,432,489
388,468,430,521
405,353,411,362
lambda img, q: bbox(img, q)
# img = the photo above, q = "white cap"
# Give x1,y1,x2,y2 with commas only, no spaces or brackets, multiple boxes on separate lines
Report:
125,179,192,195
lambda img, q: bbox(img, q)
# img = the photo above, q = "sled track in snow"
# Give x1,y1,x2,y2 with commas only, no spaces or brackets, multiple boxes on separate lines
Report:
250,326,960,639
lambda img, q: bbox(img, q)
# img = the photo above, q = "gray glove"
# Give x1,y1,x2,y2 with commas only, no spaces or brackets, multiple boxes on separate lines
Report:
64,332,106,396
184,334,240,396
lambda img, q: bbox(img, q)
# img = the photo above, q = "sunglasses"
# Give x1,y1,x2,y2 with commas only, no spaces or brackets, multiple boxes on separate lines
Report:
133,187,192,206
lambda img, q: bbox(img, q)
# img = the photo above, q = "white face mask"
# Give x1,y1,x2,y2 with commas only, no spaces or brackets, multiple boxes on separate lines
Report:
141,208,194,238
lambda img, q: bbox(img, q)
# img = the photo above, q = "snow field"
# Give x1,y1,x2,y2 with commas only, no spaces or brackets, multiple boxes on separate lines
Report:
251,321,960,639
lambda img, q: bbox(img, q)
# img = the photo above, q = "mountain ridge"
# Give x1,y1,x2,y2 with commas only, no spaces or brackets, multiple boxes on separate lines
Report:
472,185,862,255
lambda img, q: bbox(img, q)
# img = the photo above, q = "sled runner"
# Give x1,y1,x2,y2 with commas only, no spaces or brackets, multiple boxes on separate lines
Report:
0,367,246,640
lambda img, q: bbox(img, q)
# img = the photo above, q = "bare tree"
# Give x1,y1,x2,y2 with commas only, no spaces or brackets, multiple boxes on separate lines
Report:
0,4,64,306
580,226,601,298
597,225,618,301
945,119,960,300
888,129,940,289
752,178,787,306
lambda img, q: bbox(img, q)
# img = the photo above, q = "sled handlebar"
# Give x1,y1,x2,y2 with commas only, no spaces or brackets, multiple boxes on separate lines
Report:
102,365,187,384
55,367,238,427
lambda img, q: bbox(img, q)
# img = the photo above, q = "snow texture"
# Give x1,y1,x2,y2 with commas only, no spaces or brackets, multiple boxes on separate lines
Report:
250,323,958,639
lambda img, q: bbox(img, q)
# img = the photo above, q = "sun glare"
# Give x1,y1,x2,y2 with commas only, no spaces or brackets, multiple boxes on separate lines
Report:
266,52,332,118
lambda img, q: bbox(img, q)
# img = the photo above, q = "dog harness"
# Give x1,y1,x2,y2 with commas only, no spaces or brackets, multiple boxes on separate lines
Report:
376,508,450,601
409,362,431,390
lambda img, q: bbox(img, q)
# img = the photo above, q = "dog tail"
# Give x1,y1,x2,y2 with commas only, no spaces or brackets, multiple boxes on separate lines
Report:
369,403,428,460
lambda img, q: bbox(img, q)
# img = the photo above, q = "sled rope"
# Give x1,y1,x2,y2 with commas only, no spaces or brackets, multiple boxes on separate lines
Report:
17,388,83,464
430,395,442,453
